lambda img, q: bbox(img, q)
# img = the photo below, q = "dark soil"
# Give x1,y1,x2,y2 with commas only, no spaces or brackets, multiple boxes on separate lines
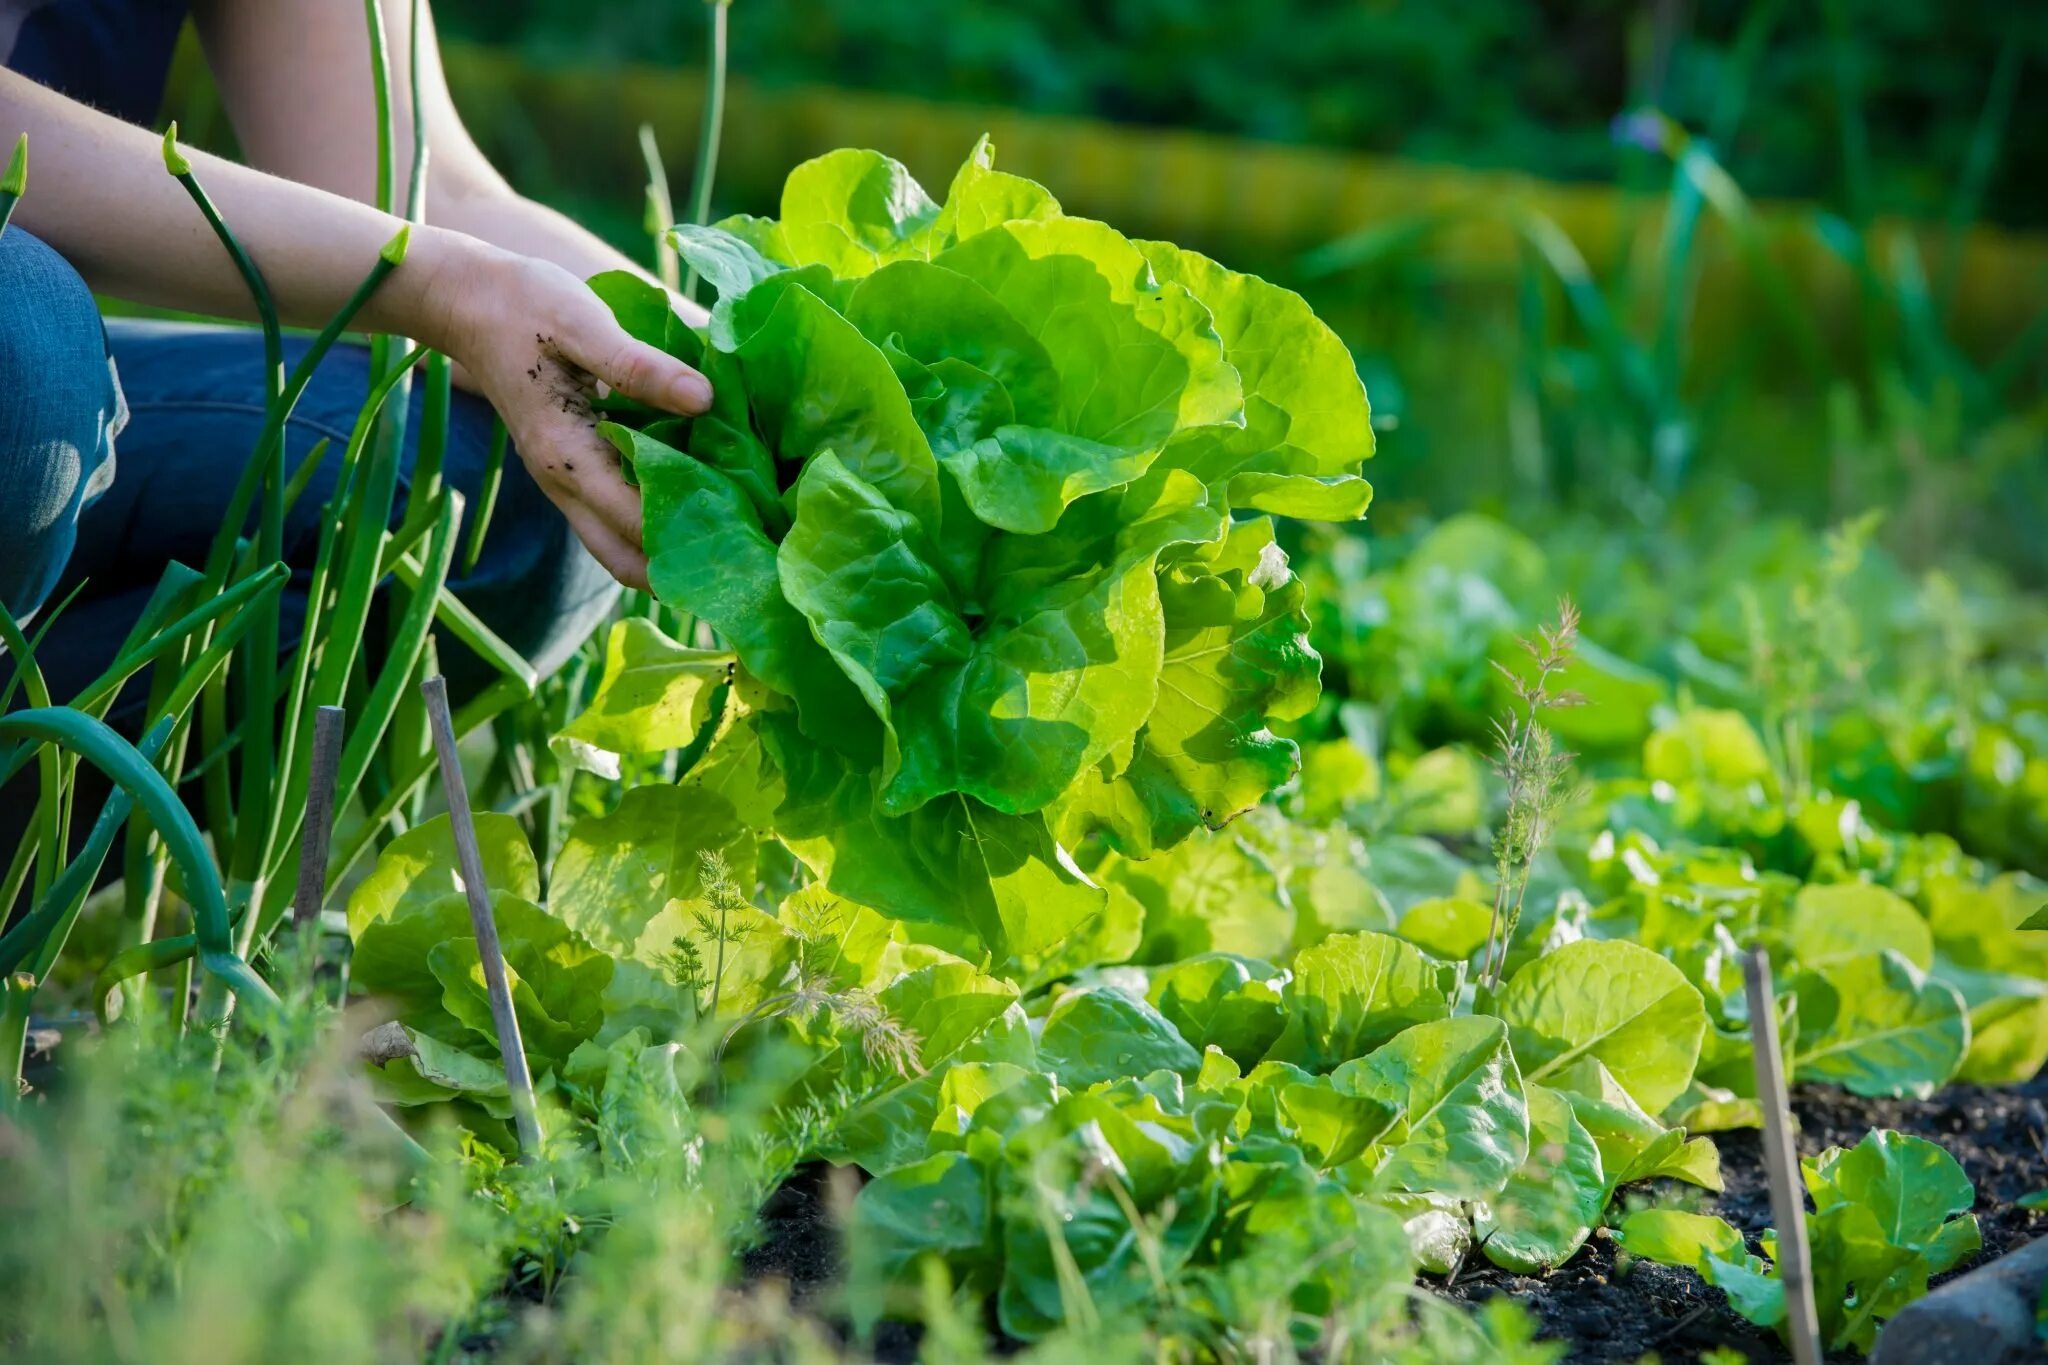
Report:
742,1080,2048,1363
1441,1077,2048,1362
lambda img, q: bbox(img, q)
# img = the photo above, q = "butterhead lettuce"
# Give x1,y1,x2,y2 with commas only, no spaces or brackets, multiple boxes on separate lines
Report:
590,138,1374,965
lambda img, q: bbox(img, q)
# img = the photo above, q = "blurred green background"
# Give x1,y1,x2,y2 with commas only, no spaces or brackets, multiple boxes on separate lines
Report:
173,1,2048,573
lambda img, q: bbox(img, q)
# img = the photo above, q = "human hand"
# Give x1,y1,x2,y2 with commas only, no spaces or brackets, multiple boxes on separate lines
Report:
416,237,710,590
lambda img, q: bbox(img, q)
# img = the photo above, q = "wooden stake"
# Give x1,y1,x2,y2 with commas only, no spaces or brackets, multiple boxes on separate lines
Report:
421,675,543,1156
291,706,346,927
1744,947,1823,1365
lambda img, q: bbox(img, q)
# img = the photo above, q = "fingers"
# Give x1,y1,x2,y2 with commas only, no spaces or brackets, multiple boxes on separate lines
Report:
519,407,648,573
560,499,651,593
577,330,713,417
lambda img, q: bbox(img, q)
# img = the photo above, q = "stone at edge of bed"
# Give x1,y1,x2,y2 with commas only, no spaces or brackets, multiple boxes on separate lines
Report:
1872,1235,2048,1365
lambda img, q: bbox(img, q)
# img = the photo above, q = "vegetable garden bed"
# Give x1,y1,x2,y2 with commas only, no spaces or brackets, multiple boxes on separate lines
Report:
7,7,2048,1361
1452,1077,2048,1362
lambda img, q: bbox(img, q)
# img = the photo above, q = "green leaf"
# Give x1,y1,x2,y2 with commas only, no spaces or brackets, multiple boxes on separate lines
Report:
1037,987,1201,1087
1789,882,1934,968
1792,1132,1982,1351
848,1150,995,1298
1792,951,1969,1098
1055,520,1320,857
345,812,539,941
994,1081,1224,1340
938,425,1160,535
1225,470,1375,522
775,449,972,774
664,223,787,348
1495,938,1707,1115
1802,1129,1979,1268
350,891,578,1029
1333,1015,1529,1199
843,257,1062,428
1266,931,1450,1071
934,217,1242,446
549,784,757,963
427,916,613,1065
877,961,1021,1069
1145,953,1287,1066
764,713,1105,962
1271,1074,1398,1169
775,148,941,277
882,471,1225,816
586,268,703,364
366,1027,514,1117
1137,238,1372,478
1477,1083,1606,1271
930,135,1062,245
1612,1208,1747,1272
1643,707,1775,790
1545,1056,1717,1196
1397,897,1496,962
731,279,944,530
1102,825,1295,963
551,618,732,776
1704,1252,1787,1329
613,424,879,758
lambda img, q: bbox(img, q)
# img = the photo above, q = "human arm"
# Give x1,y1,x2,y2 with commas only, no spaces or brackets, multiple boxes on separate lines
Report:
192,0,704,321
0,69,697,588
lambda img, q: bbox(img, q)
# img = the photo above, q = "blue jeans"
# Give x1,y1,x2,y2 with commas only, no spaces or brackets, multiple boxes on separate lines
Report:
0,226,618,843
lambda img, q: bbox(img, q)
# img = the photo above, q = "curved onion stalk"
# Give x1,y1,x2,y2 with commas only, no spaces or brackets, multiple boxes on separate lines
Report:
0,566,288,795
0,709,277,1018
0,719,174,982
163,123,290,900
0,132,25,237
197,228,412,600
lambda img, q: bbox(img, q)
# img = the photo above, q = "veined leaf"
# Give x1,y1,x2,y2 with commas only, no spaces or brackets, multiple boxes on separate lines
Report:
1494,938,1707,1115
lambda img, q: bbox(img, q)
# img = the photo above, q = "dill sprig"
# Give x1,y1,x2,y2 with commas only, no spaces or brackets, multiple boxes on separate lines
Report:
1480,598,1585,992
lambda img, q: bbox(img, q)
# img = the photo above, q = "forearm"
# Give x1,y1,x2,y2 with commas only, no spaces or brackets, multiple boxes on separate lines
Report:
0,70,471,347
426,162,707,326
430,175,646,286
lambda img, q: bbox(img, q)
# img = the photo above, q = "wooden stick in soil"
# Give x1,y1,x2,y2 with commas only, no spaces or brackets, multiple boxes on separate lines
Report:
290,706,346,927
1744,947,1823,1365
421,675,543,1156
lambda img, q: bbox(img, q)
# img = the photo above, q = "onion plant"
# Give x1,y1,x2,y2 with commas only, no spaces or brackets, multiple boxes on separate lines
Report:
0,1,538,1090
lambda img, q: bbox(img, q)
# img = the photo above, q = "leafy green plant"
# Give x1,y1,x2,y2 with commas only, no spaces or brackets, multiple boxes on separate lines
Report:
581,137,1373,969
1614,1128,1981,1352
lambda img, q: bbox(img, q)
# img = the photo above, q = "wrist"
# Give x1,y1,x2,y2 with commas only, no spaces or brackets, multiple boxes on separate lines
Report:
367,223,508,356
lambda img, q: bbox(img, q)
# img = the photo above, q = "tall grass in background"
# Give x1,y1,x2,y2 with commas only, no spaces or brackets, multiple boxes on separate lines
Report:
1305,3,2046,572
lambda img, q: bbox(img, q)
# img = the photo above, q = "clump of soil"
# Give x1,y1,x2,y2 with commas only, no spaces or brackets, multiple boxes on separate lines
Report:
1442,1077,2048,1362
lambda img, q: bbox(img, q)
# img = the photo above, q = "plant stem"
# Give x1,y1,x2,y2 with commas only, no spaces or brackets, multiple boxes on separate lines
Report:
682,0,731,303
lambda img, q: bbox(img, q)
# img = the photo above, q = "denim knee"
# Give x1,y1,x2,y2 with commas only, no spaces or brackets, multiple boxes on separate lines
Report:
0,228,121,621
